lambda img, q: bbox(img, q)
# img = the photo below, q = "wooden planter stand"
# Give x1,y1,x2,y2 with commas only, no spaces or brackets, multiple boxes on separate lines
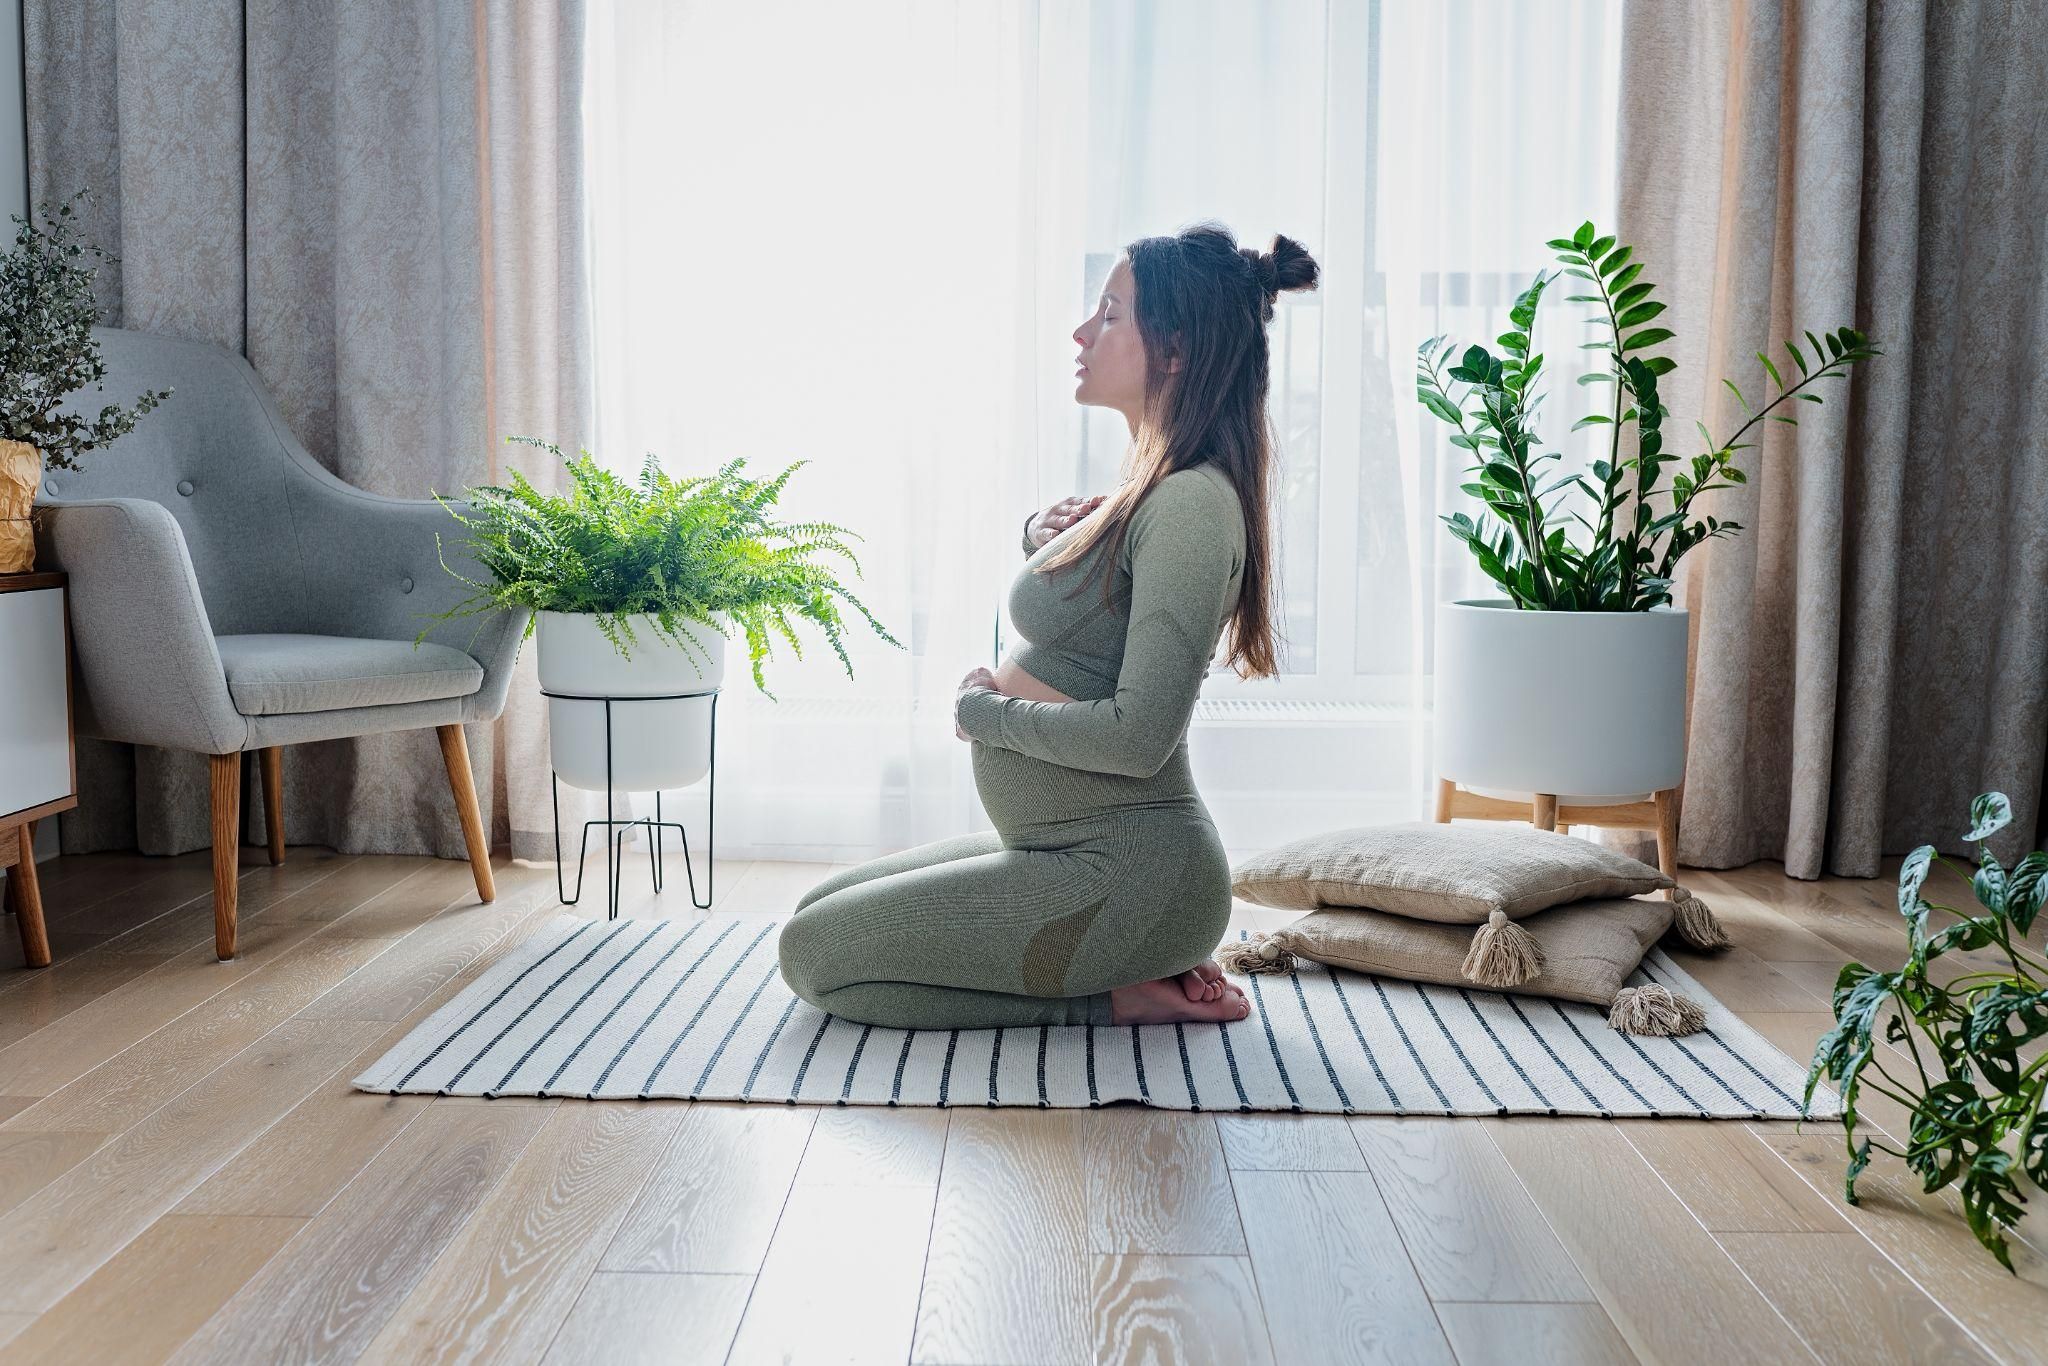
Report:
1433,778,1681,901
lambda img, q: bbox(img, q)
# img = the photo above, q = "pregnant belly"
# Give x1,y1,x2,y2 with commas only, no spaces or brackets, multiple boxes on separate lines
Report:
991,656,1076,703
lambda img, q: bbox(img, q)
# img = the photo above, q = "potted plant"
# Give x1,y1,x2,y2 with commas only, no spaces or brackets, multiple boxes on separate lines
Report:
0,190,173,573
426,436,902,792
1416,219,1879,806
1806,791,2047,1272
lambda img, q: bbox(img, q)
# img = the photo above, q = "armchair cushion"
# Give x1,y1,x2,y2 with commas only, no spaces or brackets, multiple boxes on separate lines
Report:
216,634,483,717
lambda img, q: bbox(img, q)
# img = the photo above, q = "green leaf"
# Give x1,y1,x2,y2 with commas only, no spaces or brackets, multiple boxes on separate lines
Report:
1785,339,1809,376
1571,414,1613,431
1625,327,1675,350
1573,220,1594,249
1758,351,1783,390
1615,301,1667,328
1597,244,1633,278
1588,234,1615,260
1965,792,2013,843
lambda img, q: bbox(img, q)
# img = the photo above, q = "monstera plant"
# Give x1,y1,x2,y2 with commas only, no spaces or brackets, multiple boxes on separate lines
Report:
1806,792,2048,1272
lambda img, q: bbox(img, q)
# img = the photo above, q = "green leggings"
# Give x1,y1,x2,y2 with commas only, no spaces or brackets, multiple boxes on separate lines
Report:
775,739,1233,1028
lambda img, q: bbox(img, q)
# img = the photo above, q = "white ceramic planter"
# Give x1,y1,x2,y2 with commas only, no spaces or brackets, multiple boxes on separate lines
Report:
1433,599,1687,805
536,610,727,793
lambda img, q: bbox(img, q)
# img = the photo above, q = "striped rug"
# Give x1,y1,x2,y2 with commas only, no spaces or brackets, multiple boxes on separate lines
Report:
352,914,1841,1119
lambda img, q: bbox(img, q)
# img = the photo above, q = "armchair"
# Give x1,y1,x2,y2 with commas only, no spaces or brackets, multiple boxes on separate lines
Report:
34,327,528,959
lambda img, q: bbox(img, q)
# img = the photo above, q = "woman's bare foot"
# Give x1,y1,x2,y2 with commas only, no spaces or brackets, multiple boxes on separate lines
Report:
1110,974,1251,1025
1178,958,1226,1003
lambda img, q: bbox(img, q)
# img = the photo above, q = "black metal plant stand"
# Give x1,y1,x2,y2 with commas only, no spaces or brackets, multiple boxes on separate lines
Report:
542,688,719,920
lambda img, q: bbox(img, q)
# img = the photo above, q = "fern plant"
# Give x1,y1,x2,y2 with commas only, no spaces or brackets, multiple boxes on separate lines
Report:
426,436,903,700
1415,219,1880,610
1806,792,2048,1272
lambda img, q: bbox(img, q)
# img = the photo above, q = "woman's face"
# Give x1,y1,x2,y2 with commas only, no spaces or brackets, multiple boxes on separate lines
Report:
1072,257,1173,429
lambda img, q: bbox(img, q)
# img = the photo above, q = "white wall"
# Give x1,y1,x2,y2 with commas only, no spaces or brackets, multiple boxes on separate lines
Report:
0,0,21,228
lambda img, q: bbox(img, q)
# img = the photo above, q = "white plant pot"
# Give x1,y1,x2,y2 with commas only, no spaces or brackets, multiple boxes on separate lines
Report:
1434,599,1687,806
536,610,727,793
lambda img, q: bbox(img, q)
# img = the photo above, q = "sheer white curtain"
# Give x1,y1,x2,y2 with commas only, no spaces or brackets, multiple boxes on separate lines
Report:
583,0,1619,865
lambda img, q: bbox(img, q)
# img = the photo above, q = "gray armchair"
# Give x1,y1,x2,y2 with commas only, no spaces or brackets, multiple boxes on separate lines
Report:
34,326,528,959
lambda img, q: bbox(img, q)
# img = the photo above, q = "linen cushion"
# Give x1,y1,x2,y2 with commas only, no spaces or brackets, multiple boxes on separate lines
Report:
216,634,483,716
1229,820,1673,923
1262,895,1677,1008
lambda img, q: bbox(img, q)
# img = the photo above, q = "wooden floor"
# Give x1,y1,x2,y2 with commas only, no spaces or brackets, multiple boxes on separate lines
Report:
0,840,2041,1366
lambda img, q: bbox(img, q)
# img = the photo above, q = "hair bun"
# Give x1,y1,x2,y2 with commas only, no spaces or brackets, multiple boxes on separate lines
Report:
1266,234,1320,294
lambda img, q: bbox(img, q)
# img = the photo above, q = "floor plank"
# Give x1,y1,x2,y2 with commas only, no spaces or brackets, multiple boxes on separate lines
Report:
1232,1168,1453,1365
3,1213,304,1364
1216,1112,1367,1171
1620,1122,1851,1233
727,1182,937,1366
1714,1229,1994,1365
796,1105,948,1188
170,1098,554,1363
1091,1254,1274,1366
1350,1116,1594,1303
1757,1131,2048,1363
542,1271,752,1365
914,1108,1091,1366
1087,1110,1245,1255
1433,1302,1636,1366
1,934,398,1134
600,1103,815,1274
1485,1118,1816,1365
359,1102,682,1362
0,1017,384,1313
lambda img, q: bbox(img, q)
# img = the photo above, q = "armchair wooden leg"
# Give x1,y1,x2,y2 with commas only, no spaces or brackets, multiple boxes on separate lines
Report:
260,746,285,866
1532,793,1558,832
11,823,50,969
210,752,241,960
436,724,495,903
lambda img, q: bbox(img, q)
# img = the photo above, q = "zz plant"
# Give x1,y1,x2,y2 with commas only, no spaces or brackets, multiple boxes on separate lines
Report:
1415,219,1879,610
1805,792,2048,1271
427,436,903,700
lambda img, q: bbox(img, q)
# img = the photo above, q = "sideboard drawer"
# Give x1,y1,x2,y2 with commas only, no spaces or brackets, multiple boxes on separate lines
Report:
0,585,73,820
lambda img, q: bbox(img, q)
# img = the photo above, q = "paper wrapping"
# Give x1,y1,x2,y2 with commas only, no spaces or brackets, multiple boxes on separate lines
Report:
0,440,39,574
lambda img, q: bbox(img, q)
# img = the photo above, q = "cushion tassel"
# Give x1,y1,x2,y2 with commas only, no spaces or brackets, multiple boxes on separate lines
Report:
1670,885,1732,950
1461,909,1544,988
1607,983,1707,1036
1216,933,1296,975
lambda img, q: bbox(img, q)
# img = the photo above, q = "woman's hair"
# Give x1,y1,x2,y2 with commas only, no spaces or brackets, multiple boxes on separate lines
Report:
1033,220,1319,681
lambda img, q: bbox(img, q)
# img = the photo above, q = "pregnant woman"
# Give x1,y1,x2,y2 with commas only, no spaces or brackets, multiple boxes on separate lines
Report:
778,221,1319,1029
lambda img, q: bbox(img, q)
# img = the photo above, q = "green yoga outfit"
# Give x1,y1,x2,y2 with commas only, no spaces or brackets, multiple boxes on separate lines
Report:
776,461,1246,1028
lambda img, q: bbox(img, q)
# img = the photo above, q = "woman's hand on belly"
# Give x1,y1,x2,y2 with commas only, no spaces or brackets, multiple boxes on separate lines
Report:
953,660,1077,741
955,666,998,740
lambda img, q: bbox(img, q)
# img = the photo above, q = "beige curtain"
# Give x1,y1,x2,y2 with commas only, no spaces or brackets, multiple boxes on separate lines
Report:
25,0,591,862
1616,0,2048,879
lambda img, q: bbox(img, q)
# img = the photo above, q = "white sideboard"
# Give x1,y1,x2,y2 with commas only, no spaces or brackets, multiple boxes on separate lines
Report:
1,572,75,968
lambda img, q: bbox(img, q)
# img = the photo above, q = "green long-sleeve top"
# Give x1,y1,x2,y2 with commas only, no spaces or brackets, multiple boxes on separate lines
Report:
955,461,1246,778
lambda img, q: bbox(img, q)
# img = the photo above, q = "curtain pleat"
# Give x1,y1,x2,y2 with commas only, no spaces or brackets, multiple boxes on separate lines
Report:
1617,0,2048,876
25,0,591,861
